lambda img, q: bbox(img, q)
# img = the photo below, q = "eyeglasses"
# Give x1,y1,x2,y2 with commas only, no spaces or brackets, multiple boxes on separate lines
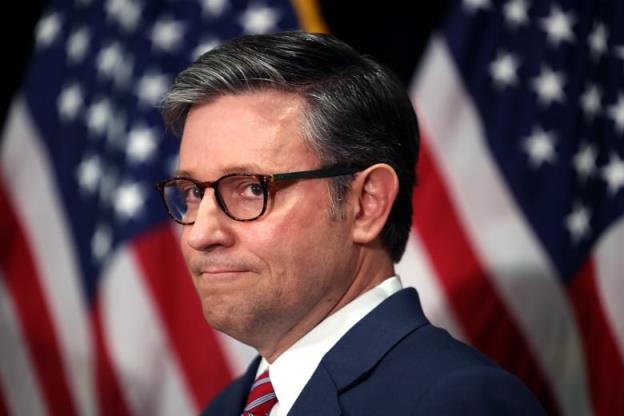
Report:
156,165,365,224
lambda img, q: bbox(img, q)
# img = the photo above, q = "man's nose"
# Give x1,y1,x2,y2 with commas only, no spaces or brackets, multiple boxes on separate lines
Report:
184,190,234,251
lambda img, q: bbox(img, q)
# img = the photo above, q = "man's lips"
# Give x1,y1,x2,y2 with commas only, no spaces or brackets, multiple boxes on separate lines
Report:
199,269,250,274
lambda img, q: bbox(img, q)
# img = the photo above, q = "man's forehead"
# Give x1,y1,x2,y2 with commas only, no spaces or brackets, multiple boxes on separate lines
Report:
177,91,319,177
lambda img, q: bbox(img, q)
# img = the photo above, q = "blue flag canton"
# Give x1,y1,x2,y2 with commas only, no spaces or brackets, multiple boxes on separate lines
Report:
23,0,299,299
444,0,624,280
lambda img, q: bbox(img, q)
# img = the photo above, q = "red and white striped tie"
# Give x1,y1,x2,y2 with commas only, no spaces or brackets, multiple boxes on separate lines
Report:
242,370,278,416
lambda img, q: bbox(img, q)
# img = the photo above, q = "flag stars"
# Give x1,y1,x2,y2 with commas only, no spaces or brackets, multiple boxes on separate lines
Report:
239,4,281,34
503,0,529,27
105,0,142,32
36,12,63,47
580,85,601,120
151,18,185,52
565,204,591,243
113,56,134,90
127,126,158,163
607,95,624,134
573,144,597,181
99,169,119,206
588,23,608,59
602,154,624,195
115,183,145,220
58,84,84,121
92,224,113,261
463,0,491,12
532,67,565,107
86,98,113,136
66,27,90,63
522,128,557,168
201,0,228,17
136,72,169,106
192,38,221,60
77,155,103,193
490,51,520,89
540,6,575,46
97,42,123,79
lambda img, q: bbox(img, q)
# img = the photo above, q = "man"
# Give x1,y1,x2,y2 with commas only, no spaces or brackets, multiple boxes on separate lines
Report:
157,32,545,415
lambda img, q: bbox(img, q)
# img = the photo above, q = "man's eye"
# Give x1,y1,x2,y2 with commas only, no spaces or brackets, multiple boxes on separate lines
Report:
241,182,264,198
179,183,202,200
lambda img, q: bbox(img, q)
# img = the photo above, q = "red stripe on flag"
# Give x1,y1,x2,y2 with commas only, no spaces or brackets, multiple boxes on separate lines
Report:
91,299,131,416
568,259,624,416
0,383,8,416
132,224,232,408
0,182,78,416
411,138,558,415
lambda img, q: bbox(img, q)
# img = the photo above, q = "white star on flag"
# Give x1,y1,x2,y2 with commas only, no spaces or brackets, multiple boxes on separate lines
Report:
532,66,566,106
127,126,159,163
151,18,185,52
602,154,624,195
105,0,142,32
580,84,601,120
239,4,281,34
522,128,557,168
192,38,222,60
66,27,90,63
97,42,123,79
490,51,520,88
588,23,608,59
91,224,113,261
607,95,624,133
201,0,228,17
86,98,113,136
503,0,529,27
565,204,591,242
58,84,84,121
540,6,575,46
115,182,145,220
572,144,597,181
77,155,103,193
36,12,62,47
136,72,170,106
463,0,491,12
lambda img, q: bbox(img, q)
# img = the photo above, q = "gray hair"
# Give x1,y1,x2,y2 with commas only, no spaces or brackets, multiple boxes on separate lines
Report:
161,31,419,262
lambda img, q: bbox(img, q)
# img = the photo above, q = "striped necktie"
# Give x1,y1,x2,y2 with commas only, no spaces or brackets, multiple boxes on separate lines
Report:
242,370,278,416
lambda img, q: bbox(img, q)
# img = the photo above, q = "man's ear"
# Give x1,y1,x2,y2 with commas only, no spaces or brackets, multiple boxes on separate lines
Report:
351,163,399,244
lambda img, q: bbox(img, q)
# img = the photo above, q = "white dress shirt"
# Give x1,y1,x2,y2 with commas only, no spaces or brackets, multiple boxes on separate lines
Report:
255,276,403,416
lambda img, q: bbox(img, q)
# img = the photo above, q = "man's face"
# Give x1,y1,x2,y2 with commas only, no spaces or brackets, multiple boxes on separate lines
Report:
178,90,357,357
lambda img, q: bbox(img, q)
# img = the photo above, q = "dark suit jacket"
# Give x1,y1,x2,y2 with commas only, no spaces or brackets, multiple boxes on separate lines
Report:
201,288,545,415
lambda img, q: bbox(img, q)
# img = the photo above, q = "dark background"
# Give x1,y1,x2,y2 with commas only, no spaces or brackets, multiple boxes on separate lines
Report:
1,1,450,131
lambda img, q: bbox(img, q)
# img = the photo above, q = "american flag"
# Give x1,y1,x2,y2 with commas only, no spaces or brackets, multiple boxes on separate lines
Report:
398,0,623,415
3,0,623,415
0,0,299,414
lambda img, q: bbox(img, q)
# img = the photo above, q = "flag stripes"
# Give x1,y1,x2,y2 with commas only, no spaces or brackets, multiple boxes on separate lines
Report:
403,21,624,412
132,225,233,404
0,181,77,416
568,259,624,414
91,300,131,416
1,99,97,416
0,272,47,416
410,137,558,414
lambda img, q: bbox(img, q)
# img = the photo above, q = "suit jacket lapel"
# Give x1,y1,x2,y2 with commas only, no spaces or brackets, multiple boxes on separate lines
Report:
288,288,428,415
216,356,261,416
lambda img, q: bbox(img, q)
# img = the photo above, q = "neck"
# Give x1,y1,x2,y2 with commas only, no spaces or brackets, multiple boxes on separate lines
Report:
259,246,395,362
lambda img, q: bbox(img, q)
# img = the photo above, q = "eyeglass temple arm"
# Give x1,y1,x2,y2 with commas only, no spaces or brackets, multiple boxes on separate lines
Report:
270,165,365,182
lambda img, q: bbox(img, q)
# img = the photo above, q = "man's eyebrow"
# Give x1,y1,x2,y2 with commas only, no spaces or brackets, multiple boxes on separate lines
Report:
173,164,270,178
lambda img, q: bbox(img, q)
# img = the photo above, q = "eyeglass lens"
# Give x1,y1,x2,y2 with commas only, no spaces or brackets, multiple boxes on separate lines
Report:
162,176,266,222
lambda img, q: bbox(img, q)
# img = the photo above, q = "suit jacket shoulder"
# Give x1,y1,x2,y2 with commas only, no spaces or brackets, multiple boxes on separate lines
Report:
289,288,545,415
